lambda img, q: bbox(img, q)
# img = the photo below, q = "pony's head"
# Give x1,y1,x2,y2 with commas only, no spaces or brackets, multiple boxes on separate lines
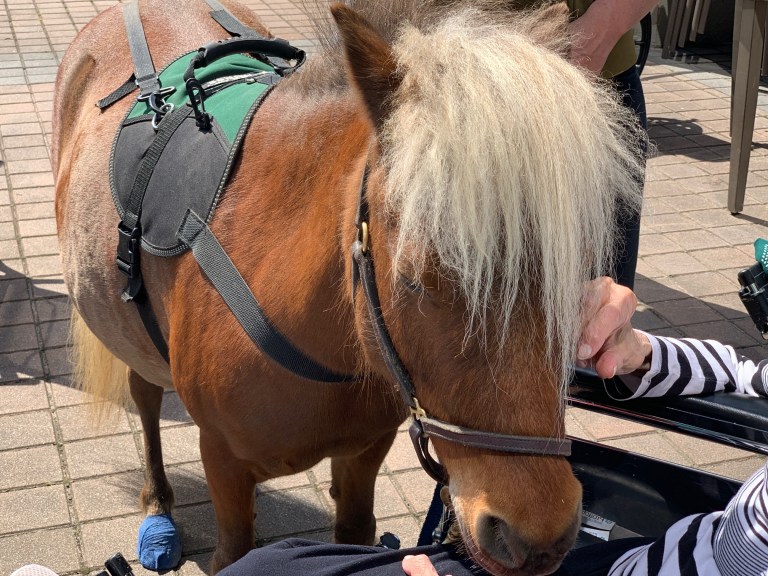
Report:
330,2,644,574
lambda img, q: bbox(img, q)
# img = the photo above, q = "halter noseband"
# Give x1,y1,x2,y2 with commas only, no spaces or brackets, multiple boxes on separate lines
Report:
351,163,571,484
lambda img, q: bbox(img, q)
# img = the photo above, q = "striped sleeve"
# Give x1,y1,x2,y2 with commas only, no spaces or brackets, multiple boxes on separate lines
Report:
614,332,768,400
608,512,722,576
608,461,768,576
713,461,768,576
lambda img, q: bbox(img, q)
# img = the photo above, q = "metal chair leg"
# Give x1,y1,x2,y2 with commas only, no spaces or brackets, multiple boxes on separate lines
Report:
729,0,766,214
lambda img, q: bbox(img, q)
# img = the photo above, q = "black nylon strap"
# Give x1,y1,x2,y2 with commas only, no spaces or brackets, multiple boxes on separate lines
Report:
177,210,357,383
133,286,171,363
209,9,258,37
184,37,304,83
122,107,191,230
97,76,137,110
200,0,298,72
123,0,160,97
202,0,260,38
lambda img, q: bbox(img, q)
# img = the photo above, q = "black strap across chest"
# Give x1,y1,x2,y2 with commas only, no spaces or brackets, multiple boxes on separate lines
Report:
110,0,346,382
176,210,354,383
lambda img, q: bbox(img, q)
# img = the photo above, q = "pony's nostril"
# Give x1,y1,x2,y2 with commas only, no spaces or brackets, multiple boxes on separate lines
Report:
476,514,528,569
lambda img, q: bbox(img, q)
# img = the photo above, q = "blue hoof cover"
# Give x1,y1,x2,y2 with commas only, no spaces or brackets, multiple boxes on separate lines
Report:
137,514,182,571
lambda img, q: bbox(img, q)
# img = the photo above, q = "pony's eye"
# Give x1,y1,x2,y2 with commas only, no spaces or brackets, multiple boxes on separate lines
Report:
398,273,426,297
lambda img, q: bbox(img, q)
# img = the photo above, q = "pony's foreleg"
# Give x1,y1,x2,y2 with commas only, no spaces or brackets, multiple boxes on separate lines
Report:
200,431,256,574
130,371,181,570
330,429,397,545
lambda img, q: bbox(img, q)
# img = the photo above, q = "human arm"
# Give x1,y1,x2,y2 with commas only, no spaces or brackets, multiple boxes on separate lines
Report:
578,277,768,398
609,460,768,576
569,0,660,74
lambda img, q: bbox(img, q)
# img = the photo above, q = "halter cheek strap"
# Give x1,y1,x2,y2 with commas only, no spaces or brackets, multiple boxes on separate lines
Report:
350,163,571,484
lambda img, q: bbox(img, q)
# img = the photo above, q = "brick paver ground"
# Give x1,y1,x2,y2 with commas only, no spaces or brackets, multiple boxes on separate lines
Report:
2,2,768,575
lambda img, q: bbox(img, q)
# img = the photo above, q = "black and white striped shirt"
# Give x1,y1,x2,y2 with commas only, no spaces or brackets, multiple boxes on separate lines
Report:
607,332,768,576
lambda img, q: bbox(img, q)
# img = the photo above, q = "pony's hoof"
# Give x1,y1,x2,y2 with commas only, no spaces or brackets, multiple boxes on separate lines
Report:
137,514,182,571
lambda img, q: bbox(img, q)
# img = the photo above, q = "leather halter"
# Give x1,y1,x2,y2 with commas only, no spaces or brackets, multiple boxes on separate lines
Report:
350,164,571,483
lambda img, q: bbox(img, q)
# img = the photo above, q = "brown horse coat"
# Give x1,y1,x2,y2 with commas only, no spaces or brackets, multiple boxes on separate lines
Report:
54,1,644,574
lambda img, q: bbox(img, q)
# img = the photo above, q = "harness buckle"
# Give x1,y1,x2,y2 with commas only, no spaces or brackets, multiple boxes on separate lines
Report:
358,221,369,255
410,396,427,421
116,221,142,278
116,222,144,302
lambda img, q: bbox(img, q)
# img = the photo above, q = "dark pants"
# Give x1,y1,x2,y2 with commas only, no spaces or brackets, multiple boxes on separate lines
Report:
216,537,656,576
612,64,647,290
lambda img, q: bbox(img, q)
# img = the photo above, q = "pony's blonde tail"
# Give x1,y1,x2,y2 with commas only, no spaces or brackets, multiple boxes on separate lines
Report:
70,308,131,425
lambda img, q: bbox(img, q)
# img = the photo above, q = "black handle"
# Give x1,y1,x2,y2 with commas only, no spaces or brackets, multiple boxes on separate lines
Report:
183,37,305,82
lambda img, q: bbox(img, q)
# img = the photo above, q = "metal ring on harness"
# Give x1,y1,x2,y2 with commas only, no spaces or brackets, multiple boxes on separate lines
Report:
151,102,175,130
138,86,177,130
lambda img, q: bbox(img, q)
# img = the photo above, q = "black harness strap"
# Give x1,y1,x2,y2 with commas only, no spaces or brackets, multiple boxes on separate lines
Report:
177,210,356,383
201,0,260,38
199,0,295,72
115,109,192,364
123,0,160,98
134,286,171,363
120,108,191,234
97,76,137,111
108,0,182,363
98,0,284,111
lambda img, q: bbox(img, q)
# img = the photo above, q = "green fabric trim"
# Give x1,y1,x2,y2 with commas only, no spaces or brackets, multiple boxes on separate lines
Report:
127,51,273,142
755,238,768,273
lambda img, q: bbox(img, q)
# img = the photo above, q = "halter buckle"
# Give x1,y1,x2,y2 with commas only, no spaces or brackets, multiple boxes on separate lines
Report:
410,396,426,420
359,221,369,254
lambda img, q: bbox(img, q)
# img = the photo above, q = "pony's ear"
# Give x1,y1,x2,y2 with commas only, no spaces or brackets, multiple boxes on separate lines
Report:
331,4,401,130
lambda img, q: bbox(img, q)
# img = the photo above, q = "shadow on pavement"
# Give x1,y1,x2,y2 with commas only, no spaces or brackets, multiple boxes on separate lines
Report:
633,273,768,361
104,466,333,573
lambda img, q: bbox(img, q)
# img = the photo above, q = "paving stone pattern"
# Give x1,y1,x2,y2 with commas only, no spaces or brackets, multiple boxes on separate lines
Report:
1,1,768,574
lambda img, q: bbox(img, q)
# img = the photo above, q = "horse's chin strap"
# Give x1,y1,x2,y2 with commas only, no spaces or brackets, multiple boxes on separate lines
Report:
351,163,571,485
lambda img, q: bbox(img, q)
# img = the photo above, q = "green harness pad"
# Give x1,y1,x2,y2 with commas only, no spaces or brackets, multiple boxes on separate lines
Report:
756,239,768,274
111,50,278,256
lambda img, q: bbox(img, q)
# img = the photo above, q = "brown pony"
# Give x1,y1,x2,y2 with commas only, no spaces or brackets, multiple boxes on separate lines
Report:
53,0,644,574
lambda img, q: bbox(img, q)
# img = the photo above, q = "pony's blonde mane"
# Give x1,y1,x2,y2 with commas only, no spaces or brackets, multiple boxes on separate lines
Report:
381,6,645,390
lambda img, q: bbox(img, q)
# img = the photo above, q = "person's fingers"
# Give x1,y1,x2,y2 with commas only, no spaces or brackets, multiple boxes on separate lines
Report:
594,327,651,377
594,349,619,379
581,277,610,322
402,555,441,576
579,280,637,361
579,278,612,357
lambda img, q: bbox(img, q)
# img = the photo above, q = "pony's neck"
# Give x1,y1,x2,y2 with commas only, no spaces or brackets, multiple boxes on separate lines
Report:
224,86,375,377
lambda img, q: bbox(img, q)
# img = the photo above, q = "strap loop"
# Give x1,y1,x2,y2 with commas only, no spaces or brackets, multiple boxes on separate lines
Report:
185,78,211,129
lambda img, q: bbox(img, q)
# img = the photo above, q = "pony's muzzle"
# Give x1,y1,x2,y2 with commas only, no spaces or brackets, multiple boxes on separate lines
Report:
474,509,580,575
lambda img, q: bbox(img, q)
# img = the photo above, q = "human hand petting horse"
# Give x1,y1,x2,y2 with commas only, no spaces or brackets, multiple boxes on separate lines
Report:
577,277,652,378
